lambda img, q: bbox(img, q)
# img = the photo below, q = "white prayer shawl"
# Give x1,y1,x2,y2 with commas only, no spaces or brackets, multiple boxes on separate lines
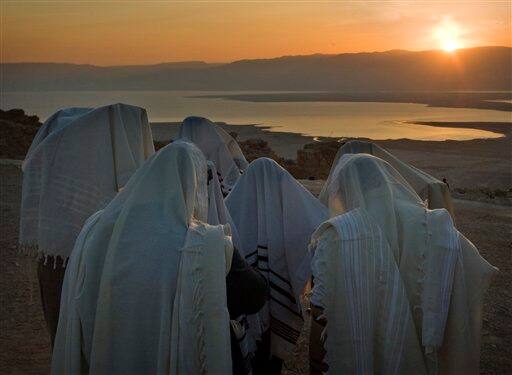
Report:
225,157,328,360
312,153,497,374
20,103,155,261
179,116,248,195
311,210,426,374
51,141,232,375
320,140,454,217
207,161,241,250
207,162,229,225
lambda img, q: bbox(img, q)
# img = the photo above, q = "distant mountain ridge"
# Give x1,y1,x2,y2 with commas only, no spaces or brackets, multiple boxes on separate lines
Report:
2,46,511,91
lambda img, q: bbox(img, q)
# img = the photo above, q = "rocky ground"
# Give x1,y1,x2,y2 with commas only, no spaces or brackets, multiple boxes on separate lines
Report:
1,163,510,374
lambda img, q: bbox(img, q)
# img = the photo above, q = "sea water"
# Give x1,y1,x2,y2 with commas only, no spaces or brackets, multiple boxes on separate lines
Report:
2,90,510,140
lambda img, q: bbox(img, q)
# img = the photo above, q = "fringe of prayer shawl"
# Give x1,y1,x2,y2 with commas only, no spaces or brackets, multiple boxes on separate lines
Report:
18,243,69,268
191,257,208,374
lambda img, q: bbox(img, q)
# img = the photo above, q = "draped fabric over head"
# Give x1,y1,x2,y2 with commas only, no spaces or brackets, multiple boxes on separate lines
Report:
225,157,328,359
20,104,155,261
311,154,497,374
319,140,454,217
51,141,232,375
206,161,241,249
179,116,248,195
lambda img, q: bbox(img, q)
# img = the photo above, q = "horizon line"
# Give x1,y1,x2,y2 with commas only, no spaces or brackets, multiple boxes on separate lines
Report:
2,45,510,68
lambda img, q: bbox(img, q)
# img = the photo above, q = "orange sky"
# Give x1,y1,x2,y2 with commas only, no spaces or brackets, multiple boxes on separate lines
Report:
1,1,511,65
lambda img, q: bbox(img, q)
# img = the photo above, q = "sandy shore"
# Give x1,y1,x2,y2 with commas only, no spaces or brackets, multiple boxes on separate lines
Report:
153,120,512,193
1,163,510,374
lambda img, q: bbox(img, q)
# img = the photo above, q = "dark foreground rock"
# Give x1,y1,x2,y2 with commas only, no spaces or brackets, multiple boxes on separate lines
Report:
1,109,42,160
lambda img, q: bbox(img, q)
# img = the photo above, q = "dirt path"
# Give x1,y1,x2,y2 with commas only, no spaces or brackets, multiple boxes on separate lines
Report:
1,165,510,374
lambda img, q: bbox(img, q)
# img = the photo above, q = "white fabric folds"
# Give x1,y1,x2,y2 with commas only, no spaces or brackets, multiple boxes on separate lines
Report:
206,161,241,250
311,210,425,374
51,141,232,375
320,140,454,217
19,103,155,261
226,157,328,360
179,116,248,195
312,153,498,374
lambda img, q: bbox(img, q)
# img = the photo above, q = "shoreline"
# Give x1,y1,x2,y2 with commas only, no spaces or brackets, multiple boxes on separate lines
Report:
406,121,511,138
152,120,511,196
153,119,511,140
152,120,511,157
192,91,512,112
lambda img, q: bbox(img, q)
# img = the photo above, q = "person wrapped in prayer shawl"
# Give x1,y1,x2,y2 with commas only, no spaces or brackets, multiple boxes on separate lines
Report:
19,103,155,346
309,153,497,375
179,116,248,196
225,157,328,374
205,160,251,371
319,140,455,218
51,141,267,375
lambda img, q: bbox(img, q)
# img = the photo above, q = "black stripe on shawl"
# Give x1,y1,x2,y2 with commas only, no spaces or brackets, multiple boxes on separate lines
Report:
271,328,297,345
269,269,292,287
270,316,301,343
271,321,298,343
271,315,301,337
245,250,258,259
270,296,303,319
246,246,267,261
269,280,296,304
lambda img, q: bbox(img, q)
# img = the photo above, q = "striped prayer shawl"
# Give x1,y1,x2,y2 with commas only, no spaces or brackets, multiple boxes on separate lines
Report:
19,104,155,261
421,209,460,350
225,157,328,360
246,245,303,355
52,142,232,375
316,153,497,374
311,209,426,374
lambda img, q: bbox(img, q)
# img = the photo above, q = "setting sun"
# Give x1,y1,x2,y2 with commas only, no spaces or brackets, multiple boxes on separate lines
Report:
434,16,463,52
442,39,459,52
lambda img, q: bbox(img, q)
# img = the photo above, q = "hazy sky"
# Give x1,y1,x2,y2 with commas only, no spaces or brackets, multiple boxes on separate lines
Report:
2,1,511,65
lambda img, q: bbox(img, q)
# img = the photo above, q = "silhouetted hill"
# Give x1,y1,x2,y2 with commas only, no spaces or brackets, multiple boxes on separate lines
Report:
2,47,510,91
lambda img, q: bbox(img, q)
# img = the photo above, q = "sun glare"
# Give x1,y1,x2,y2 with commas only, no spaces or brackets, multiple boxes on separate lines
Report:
434,17,463,53
442,39,459,52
